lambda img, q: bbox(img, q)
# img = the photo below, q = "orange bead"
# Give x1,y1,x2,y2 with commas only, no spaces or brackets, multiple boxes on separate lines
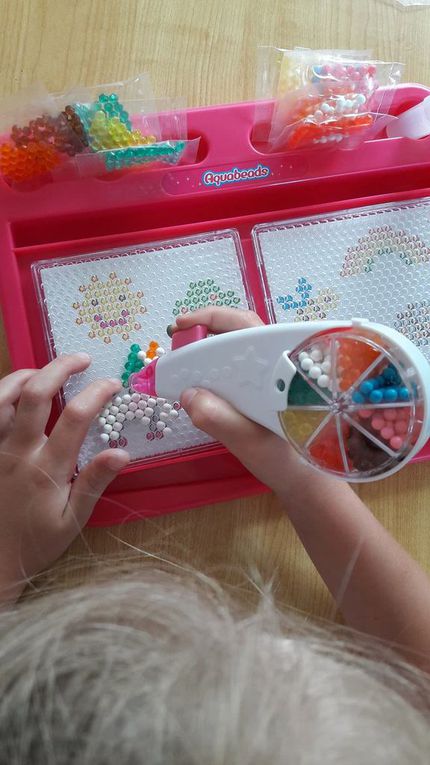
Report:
0,141,61,182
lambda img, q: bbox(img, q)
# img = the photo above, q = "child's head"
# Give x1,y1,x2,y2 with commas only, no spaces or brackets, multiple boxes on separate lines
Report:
1,568,429,764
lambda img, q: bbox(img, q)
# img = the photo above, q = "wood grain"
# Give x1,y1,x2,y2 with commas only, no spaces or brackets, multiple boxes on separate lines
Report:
1,0,430,616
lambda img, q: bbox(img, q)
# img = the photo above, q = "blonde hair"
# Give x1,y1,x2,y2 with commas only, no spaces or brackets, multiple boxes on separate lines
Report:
0,567,429,764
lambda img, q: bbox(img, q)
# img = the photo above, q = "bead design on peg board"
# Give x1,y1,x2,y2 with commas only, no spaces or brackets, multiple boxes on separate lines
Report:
72,272,146,343
33,229,249,468
98,340,180,446
340,226,430,277
252,197,430,364
172,278,241,316
276,277,339,321
394,300,430,348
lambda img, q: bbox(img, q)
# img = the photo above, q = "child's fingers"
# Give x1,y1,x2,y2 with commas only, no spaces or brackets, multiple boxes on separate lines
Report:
181,386,279,477
0,369,37,405
174,306,264,334
181,387,299,494
0,370,36,439
40,378,122,480
63,449,130,530
11,354,91,449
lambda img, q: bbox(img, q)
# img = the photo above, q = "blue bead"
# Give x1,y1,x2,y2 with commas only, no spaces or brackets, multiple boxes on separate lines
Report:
382,368,396,384
382,388,398,402
360,380,374,395
398,386,409,401
373,376,385,388
352,391,365,404
369,389,383,404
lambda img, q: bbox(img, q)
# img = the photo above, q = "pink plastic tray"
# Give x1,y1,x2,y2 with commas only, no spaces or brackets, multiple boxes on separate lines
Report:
1,84,430,526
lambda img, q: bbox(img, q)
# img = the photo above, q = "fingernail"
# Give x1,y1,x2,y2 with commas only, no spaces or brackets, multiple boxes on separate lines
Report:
108,378,122,386
76,352,91,362
105,450,129,471
181,387,199,409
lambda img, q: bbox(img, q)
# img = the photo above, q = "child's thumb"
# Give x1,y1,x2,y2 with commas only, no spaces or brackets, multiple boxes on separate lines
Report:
181,387,269,464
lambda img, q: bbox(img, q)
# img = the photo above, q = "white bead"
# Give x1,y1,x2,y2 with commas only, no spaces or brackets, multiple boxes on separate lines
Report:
100,433,110,443
103,424,113,434
113,422,123,432
298,351,309,362
110,431,119,441
170,410,179,418
163,427,172,436
141,416,150,425
147,398,157,407
143,357,152,366
314,109,323,120
113,396,122,406
110,406,119,415
119,404,128,413
137,350,146,360
102,408,110,417
162,403,172,412
310,348,323,362
317,374,330,388
355,93,366,105
128,402,138,411
125,411,135,420
98,417,106,426
321,102,330,113
131,393,140,402
135,409,144,419
106,415,116,424
144,407,154,417
321,360,331,374
300,358,313,371
156,421,166,431
116,412,126,422
123,394,131,404
138,400,147,410
344,99,353,110
160,412,169,421
155,347,165,357
309,365,322,379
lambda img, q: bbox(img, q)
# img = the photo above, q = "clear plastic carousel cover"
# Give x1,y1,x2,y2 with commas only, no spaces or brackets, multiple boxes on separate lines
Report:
280,327,424,480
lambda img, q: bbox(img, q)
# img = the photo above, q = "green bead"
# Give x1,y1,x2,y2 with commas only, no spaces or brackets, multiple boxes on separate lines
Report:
130,344,140,352
287,373,326,406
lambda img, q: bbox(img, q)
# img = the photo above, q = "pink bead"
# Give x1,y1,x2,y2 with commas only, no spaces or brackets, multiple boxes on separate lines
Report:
371,416,385,431
381,426,395,440
394,419,408,434
358,409,373,419
390,436,403,451
383,409,397,421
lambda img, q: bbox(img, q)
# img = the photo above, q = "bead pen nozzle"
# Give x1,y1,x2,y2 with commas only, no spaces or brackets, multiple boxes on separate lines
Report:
130,358,158,395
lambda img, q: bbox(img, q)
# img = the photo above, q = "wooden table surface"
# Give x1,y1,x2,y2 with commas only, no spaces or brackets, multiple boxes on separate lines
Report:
1,0,430,615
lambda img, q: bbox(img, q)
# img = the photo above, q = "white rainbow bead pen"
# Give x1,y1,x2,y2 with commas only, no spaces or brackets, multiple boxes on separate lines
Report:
130,318,430,482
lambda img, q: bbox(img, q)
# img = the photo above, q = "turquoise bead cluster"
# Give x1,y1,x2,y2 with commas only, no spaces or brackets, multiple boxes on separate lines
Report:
96,93,132,129
104,140,185,171
352,363,410,405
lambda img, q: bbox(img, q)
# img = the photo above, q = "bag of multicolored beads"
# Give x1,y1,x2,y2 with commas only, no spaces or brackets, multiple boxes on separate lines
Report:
256,48,403,153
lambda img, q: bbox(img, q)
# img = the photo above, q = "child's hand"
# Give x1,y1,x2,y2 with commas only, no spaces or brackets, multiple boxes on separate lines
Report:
0,354,129,601
175,307,314,495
